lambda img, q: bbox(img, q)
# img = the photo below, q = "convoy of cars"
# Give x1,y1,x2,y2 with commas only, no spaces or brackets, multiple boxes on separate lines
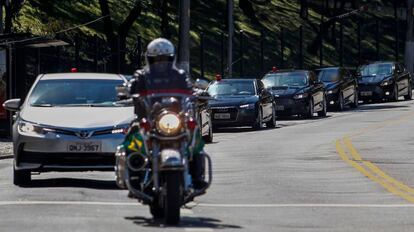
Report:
2,61,412,186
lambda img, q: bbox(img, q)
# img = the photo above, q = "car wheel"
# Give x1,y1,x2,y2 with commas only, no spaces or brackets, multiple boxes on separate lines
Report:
392,84,399,102
266,104,277,128
253,108,263,130
306,98,314,119
202,118,213,143
404,83,412,100
318,96,327,117
337,92,344,111
350,89,359,108
13,165,31,186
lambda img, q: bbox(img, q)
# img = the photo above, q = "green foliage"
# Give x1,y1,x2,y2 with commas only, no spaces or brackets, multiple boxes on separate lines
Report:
12,0,403,79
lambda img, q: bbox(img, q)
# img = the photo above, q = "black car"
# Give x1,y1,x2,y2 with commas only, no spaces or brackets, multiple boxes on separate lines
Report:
357,61,412,102
207,78,276,129
315,67,359,111
262,70,327,118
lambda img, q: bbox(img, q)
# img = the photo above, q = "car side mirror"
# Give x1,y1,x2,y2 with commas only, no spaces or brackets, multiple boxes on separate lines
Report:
194,79,210,90
116,84,130,100
197,91,212,101
3,98,21,112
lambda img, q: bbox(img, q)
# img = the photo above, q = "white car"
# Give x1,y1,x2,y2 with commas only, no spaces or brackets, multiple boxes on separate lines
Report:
3,73,134,186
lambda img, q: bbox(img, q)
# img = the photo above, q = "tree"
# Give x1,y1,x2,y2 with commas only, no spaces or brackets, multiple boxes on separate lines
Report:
2,0,26,33
238,0,270,27
154,0,171,39
98,0,142,73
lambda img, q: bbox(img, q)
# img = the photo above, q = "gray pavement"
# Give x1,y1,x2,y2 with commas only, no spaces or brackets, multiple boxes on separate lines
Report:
1,100,414,231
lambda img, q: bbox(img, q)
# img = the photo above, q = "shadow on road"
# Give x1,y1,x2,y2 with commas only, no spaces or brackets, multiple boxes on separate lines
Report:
21,178,118,190
353,103,410,112
277,115,332,121
125,215,242,229
214,126,279,134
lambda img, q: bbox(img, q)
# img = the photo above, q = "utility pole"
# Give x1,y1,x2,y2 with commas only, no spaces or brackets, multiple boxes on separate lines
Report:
178,0,190,74
227,0,234,78
405,0,414,79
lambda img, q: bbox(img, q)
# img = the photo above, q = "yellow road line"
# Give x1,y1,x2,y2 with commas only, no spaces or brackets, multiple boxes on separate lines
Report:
343,137,362,161
363,161,414,196
335,139,414,203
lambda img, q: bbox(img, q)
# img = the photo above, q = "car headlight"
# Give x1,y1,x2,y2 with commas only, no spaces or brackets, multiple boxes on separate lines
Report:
156,112,182,136
18,121,50,134
293,93,309,99
111,124,130,134
327,89,338,94
239,103,255,109
381,79,393,86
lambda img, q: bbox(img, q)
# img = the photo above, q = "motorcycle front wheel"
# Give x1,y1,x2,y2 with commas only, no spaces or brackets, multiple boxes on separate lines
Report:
163,172,182,225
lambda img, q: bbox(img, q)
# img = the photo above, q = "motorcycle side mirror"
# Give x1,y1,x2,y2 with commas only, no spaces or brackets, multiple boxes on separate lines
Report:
116,84,130,100
194,79,210,90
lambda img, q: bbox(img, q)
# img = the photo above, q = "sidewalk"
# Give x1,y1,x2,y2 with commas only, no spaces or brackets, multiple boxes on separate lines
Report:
0,139,12,159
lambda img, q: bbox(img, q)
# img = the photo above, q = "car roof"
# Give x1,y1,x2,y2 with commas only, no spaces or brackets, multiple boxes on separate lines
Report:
216,78,256,82
315,67,340,71
264,70,309,77
40,73,125,81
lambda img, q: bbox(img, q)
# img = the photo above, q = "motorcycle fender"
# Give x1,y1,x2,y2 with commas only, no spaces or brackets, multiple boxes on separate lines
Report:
115,145,127,189
160,149,184,170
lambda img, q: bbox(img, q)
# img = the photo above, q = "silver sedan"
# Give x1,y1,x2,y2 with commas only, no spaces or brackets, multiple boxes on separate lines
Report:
3,73,134,186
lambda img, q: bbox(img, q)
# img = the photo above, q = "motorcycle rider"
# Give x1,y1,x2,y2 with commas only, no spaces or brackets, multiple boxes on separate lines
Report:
127,38,207,190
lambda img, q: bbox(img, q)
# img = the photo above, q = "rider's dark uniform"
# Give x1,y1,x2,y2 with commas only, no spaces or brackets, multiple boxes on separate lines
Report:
127,65,206,189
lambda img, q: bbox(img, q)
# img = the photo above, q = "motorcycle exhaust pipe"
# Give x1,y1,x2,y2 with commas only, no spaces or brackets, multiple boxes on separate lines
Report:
127,152,148,172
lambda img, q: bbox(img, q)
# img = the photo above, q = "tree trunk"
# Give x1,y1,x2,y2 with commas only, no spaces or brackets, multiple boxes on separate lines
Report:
160,0,171,38
405,0,414,78
4,1,12,33
98,0,141,73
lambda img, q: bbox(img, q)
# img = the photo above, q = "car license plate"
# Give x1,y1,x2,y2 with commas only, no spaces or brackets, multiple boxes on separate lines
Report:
67,141,101,153
360,91,373,96
214,113,231,119
275,105,285,111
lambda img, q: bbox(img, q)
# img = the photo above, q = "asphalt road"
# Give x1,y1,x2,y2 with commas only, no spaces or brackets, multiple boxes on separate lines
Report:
2,99,414,231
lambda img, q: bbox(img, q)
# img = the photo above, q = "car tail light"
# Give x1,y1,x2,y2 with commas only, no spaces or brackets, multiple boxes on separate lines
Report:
187,117,197,131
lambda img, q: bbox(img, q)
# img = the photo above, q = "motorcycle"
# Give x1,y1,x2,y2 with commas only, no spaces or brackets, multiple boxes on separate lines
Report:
115,86,212,225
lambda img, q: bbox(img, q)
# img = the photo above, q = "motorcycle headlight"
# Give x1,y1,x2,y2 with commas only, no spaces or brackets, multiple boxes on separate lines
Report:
156,112,182,136
293,93,309,100
239,103,255,109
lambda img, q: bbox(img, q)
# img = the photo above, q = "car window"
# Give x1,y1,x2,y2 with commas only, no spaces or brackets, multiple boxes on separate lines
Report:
318,69,340,82
262,72,308,88
359,63,393,76
207,81,256,96
29,79,124,107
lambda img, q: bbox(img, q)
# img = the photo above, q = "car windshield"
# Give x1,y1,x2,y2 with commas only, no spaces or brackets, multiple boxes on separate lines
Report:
29,79,124,107
317,69,339,82
262,73,308,88
359,63,393,76
207,81,255,96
